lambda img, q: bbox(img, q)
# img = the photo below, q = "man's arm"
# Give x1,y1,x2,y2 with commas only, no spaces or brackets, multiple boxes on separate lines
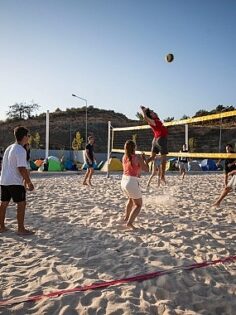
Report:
140,106,155,126
18,167,34,191
84,148,92,164
138,154,149,172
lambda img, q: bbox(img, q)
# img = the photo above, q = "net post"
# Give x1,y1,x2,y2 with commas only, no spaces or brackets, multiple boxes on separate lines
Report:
45,110,50,159
218,117,222,153
107,121,111,178
185,124,189,150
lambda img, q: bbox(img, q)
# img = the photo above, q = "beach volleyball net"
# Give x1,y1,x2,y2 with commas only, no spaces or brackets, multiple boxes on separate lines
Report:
109,110,236,159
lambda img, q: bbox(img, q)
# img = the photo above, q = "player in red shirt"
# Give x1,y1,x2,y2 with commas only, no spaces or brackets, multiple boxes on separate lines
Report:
140,106,168,184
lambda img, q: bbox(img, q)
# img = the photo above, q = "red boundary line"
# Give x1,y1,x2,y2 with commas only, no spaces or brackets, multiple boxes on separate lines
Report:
0,255,235,307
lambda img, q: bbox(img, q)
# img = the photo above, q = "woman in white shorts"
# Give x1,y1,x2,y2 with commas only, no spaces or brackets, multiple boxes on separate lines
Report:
212,170,236,207
121,140,148,229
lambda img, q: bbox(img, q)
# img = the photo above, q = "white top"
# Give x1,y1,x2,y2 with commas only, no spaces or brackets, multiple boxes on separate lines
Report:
0,143,27,185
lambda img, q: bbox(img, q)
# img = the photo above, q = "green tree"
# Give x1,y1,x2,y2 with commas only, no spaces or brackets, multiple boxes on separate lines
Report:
193,109,209,117
72,131,83,150
132,134,137,144
215,105,225,112
32,132,41,149
188,137,197,152
180,115,190,120
24,101,40,118
6,101,40,120
6,103,25,120
164,116,174,122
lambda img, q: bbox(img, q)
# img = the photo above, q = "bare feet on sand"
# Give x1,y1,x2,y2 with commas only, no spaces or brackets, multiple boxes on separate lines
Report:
211,202,220,208
126,222,137,230
17,229,35,236
160,177,167,185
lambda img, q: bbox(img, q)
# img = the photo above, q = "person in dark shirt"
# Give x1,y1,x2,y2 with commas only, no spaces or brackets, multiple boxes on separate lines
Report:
224,144,236,186
82,136,95,186
140,105,168,184
178,144,189,180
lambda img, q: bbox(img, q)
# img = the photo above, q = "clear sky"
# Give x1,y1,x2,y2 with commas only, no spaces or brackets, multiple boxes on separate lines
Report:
0,0,235,121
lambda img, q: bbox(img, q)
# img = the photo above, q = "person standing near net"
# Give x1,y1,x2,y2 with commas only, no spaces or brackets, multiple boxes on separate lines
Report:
147,155,161,187
121,140,149,230
82,136,95,186
178,144,189,180
140,105,168,184
0,126,35,235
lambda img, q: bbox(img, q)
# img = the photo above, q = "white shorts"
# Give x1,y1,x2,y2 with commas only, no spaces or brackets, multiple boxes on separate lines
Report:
227,175,236,190
121,175,142,199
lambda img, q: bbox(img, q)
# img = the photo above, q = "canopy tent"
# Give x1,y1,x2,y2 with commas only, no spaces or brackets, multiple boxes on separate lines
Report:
101,158,123,172
38,156,63,172
30,160,38,170
188,160,202,171
200,159,218,171
165,158,178,171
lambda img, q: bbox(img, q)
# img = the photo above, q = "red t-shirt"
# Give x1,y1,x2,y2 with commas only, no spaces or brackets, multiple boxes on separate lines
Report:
149,117,168,138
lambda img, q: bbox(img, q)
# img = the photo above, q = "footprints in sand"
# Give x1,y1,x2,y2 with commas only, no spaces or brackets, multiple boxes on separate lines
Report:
1,173,235,314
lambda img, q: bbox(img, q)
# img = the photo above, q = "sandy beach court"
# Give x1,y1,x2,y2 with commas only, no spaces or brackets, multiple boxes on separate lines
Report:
0,172,235,314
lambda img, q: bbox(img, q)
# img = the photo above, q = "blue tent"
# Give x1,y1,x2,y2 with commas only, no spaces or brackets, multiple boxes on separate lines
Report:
82,162,99,170
64,160,75,170
200,159,217,171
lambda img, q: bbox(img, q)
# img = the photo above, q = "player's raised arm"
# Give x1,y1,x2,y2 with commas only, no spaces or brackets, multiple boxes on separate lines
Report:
140,106,155,126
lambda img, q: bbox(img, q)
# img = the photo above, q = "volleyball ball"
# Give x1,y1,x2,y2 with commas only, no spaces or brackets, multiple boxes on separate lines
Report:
165,53,174,63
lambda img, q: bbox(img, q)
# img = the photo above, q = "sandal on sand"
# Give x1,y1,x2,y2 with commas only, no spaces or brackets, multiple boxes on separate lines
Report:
17,229,35,236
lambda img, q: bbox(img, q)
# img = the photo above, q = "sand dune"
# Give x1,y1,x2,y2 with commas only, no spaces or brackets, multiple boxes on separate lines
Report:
0,172,235,314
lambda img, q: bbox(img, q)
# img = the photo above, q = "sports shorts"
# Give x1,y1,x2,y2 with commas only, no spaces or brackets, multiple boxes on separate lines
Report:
227,175,236,190
121,175,142,199
151,137,168,155
1,185,26,203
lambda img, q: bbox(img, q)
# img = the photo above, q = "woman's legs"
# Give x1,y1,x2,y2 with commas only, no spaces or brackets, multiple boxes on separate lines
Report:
126,198,142,229
147,168,157,187
83,168,94,185
124,198,133,221
160,155,167,183
82,169,90,185
87,168,94,185
212,186,232,206
0,201,9,232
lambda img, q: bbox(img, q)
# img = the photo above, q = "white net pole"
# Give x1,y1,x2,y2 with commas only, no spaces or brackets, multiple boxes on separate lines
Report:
107,121,111,178
45,110,49,159
185,124,189,150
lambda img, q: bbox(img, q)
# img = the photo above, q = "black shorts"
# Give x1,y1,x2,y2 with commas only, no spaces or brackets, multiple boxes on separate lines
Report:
1,185,26,203
151,137,168,155
86,161,94,169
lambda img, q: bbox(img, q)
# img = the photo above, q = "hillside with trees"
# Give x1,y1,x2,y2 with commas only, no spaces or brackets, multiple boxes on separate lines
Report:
0,104,139,152
0,103,235,153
